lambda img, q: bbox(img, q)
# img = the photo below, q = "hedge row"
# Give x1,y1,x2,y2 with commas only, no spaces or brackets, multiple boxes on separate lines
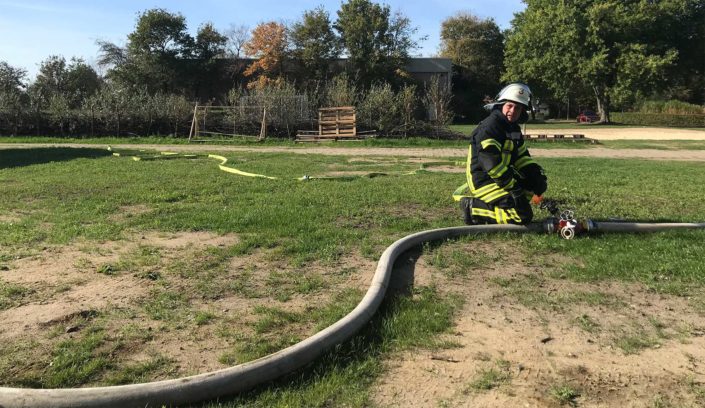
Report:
611,112,705,128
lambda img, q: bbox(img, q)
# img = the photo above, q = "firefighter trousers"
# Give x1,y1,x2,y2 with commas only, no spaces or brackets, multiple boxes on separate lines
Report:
469,196,534,225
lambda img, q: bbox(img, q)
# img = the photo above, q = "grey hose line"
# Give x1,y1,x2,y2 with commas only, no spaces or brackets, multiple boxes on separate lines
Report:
0,222,702,407
593,222,705,233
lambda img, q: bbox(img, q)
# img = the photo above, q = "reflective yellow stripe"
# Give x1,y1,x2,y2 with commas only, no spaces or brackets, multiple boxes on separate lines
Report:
488,140,513,179
481,139,502,150
465,146,474,189
517,143,527,155
503,140,514,152
482,188,510,202
488,162,508,178
507,208,521,223
495,207,507,224
515,156,536,169
472,183,500,196
472,208,496,220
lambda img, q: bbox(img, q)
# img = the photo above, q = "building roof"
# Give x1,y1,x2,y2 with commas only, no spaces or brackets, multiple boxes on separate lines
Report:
403,58,452,73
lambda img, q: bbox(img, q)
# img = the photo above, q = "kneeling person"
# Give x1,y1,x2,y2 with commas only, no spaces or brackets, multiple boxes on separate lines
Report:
456,83,547,225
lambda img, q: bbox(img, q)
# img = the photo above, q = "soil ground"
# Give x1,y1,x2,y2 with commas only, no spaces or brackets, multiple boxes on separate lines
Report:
1,127,705,406
375,243,705,408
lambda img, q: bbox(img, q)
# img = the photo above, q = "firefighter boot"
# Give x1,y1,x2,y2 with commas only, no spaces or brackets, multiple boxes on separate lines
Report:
460,197,475,225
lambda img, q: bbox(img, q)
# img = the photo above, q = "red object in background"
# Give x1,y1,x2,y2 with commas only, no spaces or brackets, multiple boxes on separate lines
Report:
576,110,600,123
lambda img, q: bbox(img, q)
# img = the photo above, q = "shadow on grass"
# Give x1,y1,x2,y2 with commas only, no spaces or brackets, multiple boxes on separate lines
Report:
0,147,112,170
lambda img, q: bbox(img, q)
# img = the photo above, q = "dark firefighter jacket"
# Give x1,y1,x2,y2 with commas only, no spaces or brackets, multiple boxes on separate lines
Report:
463,108,546,204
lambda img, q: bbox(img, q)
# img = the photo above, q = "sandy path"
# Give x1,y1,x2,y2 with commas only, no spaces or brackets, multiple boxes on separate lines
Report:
2,126,705,161
525,126,705,140
3,143,705,162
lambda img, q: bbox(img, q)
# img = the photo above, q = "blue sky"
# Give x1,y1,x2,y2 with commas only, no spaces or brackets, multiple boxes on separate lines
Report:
0,0,525,80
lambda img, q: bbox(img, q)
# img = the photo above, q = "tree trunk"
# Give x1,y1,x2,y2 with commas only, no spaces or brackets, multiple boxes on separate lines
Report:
593,86,611,124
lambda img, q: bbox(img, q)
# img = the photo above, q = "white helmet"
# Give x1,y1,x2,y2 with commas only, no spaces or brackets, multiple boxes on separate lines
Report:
484,82,532,111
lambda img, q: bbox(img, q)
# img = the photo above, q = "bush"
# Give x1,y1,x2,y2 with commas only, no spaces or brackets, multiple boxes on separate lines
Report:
637,99,704,115
611,112,705,128
358,82,400,135
324,74,357,108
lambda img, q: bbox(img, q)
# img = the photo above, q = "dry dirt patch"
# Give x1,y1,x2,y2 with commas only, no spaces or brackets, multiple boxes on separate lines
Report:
0,231,238,340
373,241,705,408
0,231,377,384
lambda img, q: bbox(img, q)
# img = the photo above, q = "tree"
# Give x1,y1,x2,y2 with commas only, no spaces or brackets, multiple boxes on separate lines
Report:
334,0,421,86
649,0,705,104
224,23,251,81
194,22,228,60
0,61,27,135
225,24,250,59
98,8,194,93
127,8,192,56
192,22,228,99
440,13,503,86
243,21,289,88
64,58,101,108
387,11,426,65
33,56,100,110
504,0,684,122
423,75,453,137
440,13,504,121
290,6,341,80
33,55,67,104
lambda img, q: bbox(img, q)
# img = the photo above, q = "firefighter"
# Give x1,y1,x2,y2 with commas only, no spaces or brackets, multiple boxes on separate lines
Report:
454,82,547,225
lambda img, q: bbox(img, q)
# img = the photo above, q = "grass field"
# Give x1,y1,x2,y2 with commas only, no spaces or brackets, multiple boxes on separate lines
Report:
1,146,705,406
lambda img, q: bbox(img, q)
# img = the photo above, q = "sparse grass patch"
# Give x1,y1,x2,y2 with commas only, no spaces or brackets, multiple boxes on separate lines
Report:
143,290,188,322
687,376,705,405
265,270,327,300
614,324,662,355
572,313,601,333
225,333,303,364
166,245,244,300
467,359,512,392
0,279,32,309
549,384,580,406
97,262,118,275
45,326,114,388
612,316,675,354
490,274,622,312
194,310,217,326
0,339,47,387
253,306,304,334
105,355,176,385
424,238,502,278
377,286,463,350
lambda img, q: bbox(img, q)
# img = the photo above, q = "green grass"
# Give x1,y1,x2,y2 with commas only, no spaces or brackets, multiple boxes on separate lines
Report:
467,359,512,392
572,314,601,333
549,384,580,406
603,139,705,150
0,279,32,309
613,317,672,355
490,274,622,312
2,146,705,405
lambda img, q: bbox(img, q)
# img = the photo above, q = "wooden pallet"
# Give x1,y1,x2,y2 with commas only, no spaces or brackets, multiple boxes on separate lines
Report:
296,107,366,142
